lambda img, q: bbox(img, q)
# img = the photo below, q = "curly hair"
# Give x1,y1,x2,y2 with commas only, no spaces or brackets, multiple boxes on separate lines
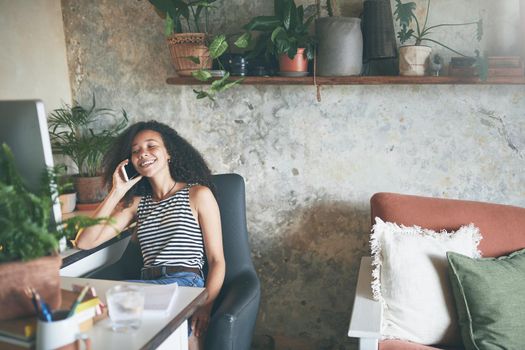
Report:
102,120,214,205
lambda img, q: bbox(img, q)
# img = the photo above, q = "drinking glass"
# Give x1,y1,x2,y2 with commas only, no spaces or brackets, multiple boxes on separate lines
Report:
106,285,145,332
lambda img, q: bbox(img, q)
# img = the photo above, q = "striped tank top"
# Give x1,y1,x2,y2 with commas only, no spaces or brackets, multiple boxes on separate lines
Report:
136,184,205,270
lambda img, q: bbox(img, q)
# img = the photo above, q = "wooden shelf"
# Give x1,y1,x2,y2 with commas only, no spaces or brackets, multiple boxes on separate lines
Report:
166,75,525,86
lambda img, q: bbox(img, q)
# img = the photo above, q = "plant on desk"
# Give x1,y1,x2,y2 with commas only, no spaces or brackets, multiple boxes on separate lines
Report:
0,143,107,321
48,95,128,207
394,0,486,78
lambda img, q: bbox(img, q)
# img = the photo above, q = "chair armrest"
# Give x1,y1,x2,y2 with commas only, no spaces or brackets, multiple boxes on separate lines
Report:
206,271,261,350
348,256,382,350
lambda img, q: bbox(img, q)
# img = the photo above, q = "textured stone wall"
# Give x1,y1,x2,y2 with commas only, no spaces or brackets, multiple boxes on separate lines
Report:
61,1,525,349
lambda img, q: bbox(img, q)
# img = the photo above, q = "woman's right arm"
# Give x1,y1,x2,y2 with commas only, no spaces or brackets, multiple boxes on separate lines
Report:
75,160,143,250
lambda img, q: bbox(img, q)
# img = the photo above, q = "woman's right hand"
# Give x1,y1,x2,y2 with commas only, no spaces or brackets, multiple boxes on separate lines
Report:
111,159,142,198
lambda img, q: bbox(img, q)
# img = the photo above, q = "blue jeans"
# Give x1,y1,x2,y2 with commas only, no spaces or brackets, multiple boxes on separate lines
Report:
126,272,205,336
127,271,204,287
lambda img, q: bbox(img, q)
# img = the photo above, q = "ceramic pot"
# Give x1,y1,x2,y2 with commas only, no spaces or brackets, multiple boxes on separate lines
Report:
0,255,62,320
59,192,77,214
399,46,432,76
316,17,363,76
279,48,308,73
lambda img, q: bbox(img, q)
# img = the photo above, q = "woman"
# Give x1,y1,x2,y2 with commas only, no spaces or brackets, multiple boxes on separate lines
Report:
76,120,225,344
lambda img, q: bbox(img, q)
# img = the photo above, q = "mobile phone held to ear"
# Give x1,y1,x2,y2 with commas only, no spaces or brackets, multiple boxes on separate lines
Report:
121,161,139,182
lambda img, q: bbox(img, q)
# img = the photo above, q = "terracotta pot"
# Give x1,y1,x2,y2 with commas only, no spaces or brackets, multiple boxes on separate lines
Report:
279,48,308,73
0,255,62,320
167,33,212,76
74,175,108,204
399,45,432,76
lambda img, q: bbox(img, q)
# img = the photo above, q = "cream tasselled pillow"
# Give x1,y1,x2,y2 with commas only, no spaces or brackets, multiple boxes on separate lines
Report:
370,217,481,346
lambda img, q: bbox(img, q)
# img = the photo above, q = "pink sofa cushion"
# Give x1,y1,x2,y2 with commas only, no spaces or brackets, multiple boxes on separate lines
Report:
370,192,525,257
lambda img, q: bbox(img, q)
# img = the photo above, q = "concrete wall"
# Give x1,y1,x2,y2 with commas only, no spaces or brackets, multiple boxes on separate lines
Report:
0,0,71,112
59,1,525,349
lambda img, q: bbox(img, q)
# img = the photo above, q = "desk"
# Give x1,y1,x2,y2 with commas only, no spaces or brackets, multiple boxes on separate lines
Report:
60,231,132,277
61,277,207,350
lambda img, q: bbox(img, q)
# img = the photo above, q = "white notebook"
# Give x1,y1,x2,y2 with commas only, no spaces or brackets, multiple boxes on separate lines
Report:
142,283,178,316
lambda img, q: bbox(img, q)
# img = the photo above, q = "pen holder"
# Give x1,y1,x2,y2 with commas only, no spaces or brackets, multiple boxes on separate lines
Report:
36,310,91,350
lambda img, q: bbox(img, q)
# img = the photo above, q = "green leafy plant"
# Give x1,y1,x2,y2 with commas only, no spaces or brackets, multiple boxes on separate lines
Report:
238,0,317,60
48,96,128,177
0,144,107,262
191,34,245,100
148,0,217,35
394,0,487,78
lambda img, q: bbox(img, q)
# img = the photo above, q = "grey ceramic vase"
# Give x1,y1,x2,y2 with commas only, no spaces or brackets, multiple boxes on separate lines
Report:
316,17,363,76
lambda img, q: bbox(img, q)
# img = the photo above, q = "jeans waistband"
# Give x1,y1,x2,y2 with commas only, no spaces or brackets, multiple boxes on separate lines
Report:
140,265,202,280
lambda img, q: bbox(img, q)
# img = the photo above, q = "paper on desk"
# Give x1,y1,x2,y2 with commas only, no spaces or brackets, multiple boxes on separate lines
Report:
142,283,178,316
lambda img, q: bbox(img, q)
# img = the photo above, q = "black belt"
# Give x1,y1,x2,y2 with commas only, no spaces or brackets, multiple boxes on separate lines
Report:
140,266,202,280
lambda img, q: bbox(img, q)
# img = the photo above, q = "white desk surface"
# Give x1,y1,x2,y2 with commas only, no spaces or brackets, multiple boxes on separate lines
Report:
61,277,207,350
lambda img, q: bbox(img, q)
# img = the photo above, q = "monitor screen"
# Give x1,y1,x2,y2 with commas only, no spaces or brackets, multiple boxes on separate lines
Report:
0,100,62,228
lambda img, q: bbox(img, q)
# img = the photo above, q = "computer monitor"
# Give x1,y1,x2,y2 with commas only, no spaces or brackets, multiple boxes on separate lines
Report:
0,100,62,228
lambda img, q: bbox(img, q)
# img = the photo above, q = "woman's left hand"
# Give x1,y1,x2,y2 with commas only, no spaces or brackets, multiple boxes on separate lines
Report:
191,305,211,337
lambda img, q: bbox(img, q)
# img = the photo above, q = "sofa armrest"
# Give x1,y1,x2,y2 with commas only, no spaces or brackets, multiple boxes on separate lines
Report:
348,256,382,350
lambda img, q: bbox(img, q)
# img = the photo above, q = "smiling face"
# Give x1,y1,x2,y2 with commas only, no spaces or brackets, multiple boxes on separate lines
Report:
130,130,171,178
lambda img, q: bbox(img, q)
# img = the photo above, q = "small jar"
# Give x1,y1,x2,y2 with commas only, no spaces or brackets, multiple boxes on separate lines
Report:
229,54,249,76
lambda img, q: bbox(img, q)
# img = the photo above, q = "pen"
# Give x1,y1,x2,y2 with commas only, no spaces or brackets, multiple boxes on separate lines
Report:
25,287,40,317
68,284,90,317
33,289,52,322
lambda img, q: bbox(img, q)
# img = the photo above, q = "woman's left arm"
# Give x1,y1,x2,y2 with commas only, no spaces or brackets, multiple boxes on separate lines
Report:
190,186,226,338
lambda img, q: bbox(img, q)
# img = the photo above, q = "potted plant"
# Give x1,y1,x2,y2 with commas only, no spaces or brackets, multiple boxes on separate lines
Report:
149,0,217,76
48,96,128,209
394,0,484,77
56,166,77,214
238,0,317,76
0,144,104,320
315,0,363,76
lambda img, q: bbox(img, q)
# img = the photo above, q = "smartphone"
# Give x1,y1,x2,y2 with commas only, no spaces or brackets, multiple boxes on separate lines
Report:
121,161,139,182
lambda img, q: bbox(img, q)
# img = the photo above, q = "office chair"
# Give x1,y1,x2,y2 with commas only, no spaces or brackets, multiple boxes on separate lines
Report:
89,173,261,350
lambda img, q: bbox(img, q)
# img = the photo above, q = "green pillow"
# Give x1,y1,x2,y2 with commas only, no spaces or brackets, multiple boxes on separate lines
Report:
447,248,525,350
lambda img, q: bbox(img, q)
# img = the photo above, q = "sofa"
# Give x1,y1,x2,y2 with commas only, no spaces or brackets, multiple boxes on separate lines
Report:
348,192,525,350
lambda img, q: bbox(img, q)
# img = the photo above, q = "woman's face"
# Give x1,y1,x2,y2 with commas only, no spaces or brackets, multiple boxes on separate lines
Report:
130,130,171,178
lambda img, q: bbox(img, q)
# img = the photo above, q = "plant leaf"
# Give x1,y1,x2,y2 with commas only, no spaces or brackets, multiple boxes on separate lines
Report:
243,16,281,31
282,0,293,30
234,32,251,48
394,0,416,27
271,26,286,42
209,34,228,59
164,13,174,36
186,56,201,64
397,25,414,44
192,69,212,81
193,89,215,101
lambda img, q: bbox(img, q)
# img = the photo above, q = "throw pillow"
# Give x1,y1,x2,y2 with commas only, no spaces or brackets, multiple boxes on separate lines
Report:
447,248,525,350
371,217,481,346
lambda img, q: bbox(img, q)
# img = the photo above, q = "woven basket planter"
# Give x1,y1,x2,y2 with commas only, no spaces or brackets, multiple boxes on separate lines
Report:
167,33,212,76
0,255,62,320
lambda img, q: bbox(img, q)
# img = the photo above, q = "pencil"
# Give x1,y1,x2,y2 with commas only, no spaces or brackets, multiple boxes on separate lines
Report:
67,284,90,317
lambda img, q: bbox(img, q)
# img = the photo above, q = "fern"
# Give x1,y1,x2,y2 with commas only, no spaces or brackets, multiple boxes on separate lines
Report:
0,144,109,262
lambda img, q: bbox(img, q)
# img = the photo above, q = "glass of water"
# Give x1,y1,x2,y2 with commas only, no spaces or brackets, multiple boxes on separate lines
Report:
106,285,145,332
